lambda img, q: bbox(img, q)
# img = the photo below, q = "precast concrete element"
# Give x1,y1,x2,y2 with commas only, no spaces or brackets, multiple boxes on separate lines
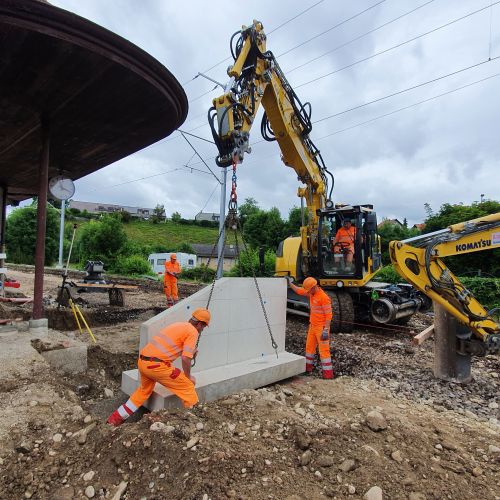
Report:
122,277,305,408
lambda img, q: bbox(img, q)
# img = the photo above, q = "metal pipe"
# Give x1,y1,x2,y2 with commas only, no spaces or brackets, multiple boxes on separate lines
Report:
57,199,65,268
216,167,227,279
33,116,50,319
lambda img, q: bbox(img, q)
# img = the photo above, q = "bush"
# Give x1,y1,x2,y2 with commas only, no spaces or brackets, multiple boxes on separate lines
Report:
5,205,60,265
373,265,405,284
228,248,276,277
113,254,154,276
180,265,216,282
77,215,127,269
459,277,500,312
176,242,195,254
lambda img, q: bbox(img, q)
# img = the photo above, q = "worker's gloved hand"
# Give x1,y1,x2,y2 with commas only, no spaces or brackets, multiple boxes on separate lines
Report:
321,328,329,341
285,276,294,285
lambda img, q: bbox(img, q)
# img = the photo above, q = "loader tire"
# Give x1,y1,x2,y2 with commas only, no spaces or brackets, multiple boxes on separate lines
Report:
329,291,354,333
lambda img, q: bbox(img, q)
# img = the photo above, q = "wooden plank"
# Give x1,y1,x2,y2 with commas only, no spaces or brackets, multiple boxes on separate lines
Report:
412,324,434,346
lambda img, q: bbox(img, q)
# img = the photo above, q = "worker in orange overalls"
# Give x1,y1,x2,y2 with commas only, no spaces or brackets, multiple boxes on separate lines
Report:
288,277,334,379
332,219,356,270
107,308,211,426
164,253,181,307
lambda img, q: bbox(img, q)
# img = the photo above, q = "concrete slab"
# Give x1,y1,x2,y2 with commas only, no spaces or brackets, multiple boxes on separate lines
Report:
122,277,305,407
122,352,305,410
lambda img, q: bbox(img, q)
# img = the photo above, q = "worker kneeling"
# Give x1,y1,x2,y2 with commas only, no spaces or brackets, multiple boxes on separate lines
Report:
107,308,211,426
288,277,334,379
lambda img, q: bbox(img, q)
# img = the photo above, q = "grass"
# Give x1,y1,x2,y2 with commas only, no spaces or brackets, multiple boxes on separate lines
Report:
70,218,236,248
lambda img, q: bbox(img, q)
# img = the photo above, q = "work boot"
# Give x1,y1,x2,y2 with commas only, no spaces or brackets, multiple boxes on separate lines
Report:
107,410,124,427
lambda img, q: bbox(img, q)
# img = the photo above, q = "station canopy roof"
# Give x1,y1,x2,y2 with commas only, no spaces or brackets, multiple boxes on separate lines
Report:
0,0,188,202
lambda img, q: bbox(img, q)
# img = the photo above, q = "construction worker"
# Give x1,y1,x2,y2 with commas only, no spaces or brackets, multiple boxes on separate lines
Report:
287,277,334,379
164,253,181,307
107,308,211,427
332,219,356,270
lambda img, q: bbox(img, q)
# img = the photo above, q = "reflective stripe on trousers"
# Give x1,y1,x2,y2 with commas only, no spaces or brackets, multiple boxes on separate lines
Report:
305,324,332,370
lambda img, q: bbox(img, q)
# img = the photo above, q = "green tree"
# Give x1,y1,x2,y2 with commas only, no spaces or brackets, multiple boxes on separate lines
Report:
423,200,500,276
120,211,132,223
171,211,181,223
377,222,419,265
77,214,128,270
5,205,60,265
243,207,286,250
151,204,165,224
238,197,260,228
286,206,302,236
228,248,276,277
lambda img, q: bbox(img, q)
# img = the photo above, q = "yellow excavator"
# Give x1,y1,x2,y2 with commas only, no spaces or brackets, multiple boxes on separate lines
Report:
390,212,500,354
209,20,431,332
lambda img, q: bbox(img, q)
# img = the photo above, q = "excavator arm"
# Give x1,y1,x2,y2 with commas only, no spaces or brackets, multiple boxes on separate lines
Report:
389,212,500,352
208,20,333,257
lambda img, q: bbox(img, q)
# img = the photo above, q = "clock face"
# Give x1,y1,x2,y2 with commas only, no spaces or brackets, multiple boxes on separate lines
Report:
49,176,75,200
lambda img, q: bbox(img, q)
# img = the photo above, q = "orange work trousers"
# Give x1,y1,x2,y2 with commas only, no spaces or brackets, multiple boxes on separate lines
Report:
305,323,333,378
163,278,178,305
129,358,198,409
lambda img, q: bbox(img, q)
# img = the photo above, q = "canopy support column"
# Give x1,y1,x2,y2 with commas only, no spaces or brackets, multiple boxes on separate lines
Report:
33,116,50,320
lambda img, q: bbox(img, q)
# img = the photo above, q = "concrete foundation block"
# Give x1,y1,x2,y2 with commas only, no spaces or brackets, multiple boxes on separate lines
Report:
40,346,87,374
122,352,305,410
122,277,305,409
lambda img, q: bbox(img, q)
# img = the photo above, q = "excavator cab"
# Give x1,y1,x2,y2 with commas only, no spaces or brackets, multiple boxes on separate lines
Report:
317,205,382,283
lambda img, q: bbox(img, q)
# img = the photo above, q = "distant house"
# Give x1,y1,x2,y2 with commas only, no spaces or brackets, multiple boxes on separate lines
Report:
412,223,426,232
191,243,238,272
68,200,163,219
377,218,404,229
195,211,220,222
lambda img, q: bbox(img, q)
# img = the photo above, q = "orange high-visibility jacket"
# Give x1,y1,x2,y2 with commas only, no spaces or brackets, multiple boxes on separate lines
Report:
295,287,333,326
164,260,181,282
141,322,198,362
335,226,356,246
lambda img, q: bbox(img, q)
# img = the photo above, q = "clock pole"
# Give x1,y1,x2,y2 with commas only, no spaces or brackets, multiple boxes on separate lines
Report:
57,199,66,268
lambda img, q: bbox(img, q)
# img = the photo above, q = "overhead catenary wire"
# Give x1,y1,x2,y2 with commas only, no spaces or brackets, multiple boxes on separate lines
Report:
277,0,386,58
180,0,327,85
315,70,500,140
178,0,489,142
286,0,435,74
93,67,500,192
294,0,500,90
313,55,500,124
180,131,220,183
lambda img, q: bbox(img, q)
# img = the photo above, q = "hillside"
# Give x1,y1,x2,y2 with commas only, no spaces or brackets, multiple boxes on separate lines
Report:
73,219,237,249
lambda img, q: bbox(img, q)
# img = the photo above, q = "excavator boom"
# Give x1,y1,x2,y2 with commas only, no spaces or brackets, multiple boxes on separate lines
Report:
389,212,500,351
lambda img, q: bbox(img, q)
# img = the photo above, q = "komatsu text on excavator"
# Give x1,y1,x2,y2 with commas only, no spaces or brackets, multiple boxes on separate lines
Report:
209,20,431,331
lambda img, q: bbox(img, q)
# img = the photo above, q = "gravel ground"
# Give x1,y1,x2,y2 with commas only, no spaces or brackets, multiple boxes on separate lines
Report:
0,270,498,499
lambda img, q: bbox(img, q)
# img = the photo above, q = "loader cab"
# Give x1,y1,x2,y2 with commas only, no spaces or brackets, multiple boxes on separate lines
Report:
317,205,382,282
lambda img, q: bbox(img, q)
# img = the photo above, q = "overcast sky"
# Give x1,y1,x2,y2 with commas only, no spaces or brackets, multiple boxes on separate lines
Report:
50,0,500,225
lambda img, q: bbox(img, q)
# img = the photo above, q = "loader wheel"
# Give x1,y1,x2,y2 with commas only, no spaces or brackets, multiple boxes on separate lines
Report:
329,291,354,333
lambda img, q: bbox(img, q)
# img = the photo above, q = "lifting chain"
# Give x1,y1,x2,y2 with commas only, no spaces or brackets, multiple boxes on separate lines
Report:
192,159,279,365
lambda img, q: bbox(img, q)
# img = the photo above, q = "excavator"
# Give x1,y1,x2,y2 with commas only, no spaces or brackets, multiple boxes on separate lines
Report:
390,212,500,355
208,20,430,332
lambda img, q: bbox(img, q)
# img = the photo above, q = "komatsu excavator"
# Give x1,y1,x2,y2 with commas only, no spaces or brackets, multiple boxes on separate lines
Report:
390,212,500,355
209,20,430,332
